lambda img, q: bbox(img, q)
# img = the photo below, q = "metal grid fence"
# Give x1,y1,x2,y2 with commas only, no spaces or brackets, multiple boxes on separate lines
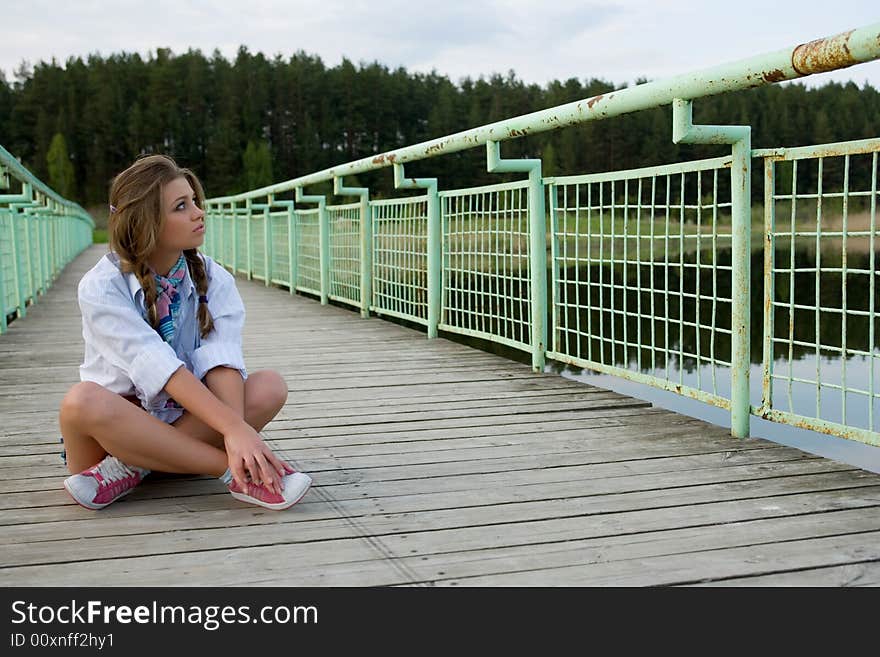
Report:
251,211,266,281
370,196,429,324
294,208,321,296
759,139,880,446
547,156,735,408
328,202,361,308
269,209,291,286
0,209,17,315
235,212,248,275
201,140,880,447
440,181,532,351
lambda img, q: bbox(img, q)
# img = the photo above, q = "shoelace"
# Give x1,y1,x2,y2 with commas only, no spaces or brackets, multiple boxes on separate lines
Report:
89,456,138,485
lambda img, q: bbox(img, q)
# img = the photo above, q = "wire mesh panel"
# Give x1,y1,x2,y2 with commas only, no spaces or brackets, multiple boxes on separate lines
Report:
235,211,248,275
760,139,880,445
328,202,361,308
203,210,216,259
295,208,321,295
0,209,15,314
440,181,531,351
370,196,428,324
251,212,266,281
547,156,735,407
269,209,290,286
221,212,234,266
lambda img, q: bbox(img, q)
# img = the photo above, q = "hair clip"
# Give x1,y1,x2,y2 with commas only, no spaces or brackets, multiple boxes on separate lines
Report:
198,295,208,304
109,204,118,214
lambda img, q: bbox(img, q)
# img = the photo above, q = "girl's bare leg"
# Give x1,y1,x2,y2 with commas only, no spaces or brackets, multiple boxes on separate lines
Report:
59,382,228,476
170,370,288,448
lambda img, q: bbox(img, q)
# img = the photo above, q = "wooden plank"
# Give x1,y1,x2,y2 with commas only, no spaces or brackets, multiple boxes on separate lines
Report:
2,493,879,586
693,562,880,586
2,471,877,568
436,531,880,587
0,441,814,498
2,244,879,587
0,457,856,543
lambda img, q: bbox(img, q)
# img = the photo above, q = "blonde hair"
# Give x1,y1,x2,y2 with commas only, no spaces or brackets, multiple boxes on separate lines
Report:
108,154,214,338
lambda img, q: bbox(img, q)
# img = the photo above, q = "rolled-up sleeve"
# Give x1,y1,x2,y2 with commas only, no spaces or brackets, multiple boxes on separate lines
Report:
190,260,247,382
78,277,185,407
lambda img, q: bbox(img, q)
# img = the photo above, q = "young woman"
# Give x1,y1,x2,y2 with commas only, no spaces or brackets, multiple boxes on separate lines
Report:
58,154,310,511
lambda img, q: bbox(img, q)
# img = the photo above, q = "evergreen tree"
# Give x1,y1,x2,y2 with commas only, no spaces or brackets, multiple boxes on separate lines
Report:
242,139,273,191
46,132,75,197
0,47,877,206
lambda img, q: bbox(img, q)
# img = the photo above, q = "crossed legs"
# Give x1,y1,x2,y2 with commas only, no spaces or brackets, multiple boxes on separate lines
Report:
59,370,288,476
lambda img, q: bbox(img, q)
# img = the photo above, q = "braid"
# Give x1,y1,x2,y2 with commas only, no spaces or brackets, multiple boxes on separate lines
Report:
132,262,160,330
184,249,214,338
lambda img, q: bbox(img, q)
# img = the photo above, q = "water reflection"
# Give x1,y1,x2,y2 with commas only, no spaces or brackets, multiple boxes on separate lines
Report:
446,245,880,471
554,248,880,369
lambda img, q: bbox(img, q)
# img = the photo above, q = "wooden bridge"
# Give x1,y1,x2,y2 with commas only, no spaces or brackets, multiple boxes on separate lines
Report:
1,244,879,586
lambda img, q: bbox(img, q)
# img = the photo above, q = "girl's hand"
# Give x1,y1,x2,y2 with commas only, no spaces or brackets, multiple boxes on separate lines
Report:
223,424,290,495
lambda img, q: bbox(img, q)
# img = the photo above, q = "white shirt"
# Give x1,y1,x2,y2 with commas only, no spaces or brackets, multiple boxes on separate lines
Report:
78,251,248,423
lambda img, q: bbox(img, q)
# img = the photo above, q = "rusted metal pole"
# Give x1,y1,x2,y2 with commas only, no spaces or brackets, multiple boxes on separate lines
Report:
209,23,880,203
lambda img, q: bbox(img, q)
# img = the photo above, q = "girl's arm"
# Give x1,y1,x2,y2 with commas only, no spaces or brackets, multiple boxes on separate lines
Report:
164,366,287,493
204,365,245,417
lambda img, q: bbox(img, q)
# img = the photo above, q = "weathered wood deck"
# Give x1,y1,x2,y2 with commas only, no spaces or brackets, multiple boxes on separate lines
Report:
1,244,879,586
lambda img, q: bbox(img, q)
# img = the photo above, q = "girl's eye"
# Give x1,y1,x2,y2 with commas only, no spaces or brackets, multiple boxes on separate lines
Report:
175,198,197,211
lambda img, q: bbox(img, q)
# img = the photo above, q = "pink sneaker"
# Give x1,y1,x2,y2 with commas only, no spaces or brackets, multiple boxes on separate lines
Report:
228,471,312,510
63,455,150,510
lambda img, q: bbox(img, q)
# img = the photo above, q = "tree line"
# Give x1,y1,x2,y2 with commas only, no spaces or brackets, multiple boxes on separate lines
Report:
0,47,878,209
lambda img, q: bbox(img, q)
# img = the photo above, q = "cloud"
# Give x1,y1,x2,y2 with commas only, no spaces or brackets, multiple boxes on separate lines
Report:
0,0,878,90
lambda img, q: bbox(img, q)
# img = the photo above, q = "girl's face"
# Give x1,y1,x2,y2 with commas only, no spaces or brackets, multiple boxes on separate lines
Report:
157,176,205,254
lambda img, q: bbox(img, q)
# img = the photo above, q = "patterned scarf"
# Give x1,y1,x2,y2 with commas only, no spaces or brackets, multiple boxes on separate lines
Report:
153,254,188,344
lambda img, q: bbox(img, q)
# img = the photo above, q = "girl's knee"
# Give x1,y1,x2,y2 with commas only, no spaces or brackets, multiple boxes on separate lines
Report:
59,382,114,426
248,370,288,415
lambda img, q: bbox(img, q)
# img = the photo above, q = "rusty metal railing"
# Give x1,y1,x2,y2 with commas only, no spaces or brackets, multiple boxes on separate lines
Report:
203,24,880,445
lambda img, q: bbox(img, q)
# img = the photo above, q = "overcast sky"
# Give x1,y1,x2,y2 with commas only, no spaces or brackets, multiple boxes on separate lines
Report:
2,1,879,90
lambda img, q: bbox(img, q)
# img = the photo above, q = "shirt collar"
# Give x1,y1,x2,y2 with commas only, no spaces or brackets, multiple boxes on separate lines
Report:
112,252,196,303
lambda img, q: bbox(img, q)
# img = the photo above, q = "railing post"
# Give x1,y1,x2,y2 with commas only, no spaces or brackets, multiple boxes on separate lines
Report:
9,204,25,319
264,196,272,287
203,201,213,259
288,202,297,295
261,198,296,294
486,140,547,372
222,201,231,269
759,156,776,419
231,200,239,274
31,208,47,296
0,212,7,331
393,163,440,339
245,197,253,280
22,187,34,303
295,187,328,304
672,98,752,438
49,200,58,279
333,177,371,318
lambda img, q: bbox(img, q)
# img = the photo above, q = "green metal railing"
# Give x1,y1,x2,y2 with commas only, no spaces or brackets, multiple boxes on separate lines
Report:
755,138,880,445
203,23,880,446
0,145,94,334
546,155,736,410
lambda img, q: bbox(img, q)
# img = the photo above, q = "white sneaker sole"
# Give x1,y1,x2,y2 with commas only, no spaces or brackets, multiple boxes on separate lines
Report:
230,472,312,511
63,478,136,510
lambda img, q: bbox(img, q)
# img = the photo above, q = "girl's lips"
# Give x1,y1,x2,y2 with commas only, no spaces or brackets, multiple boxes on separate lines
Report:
193,224,205,233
